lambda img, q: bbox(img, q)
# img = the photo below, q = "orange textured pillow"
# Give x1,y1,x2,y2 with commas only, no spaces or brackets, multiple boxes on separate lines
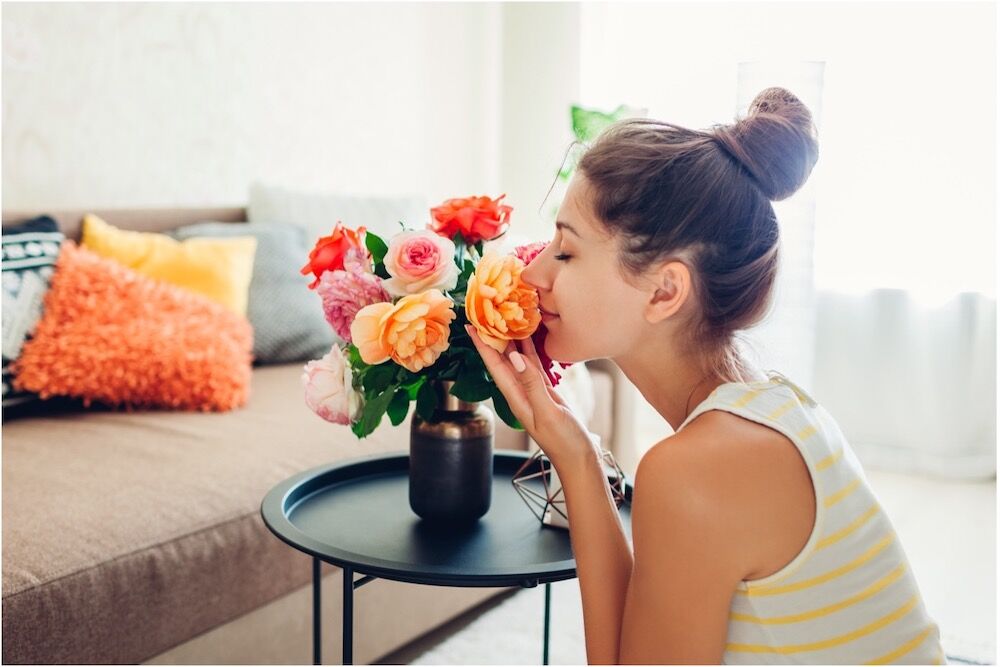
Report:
11,242,253,412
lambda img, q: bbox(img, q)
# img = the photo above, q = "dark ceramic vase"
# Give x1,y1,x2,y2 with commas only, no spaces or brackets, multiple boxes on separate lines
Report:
409,380,494,524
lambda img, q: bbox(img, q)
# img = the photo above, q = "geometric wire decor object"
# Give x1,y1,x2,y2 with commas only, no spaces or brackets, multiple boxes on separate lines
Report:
511,445,627,530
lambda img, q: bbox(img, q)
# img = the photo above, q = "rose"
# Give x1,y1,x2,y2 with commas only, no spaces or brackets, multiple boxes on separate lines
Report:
302,345,363,425
351,289,457,373
513,240,548,266
381,229,459,298
316,267,392,343
430,194,512,245
301,222,369,289
465,249,541,354
509,240,570,385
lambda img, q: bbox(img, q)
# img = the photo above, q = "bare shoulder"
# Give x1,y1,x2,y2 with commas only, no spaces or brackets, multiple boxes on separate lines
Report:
639,409,817,582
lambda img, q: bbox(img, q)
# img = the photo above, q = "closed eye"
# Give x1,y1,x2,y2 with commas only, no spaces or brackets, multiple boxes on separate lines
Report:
554,253,571,261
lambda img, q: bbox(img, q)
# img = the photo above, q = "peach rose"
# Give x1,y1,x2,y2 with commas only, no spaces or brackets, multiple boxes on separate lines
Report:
465,249,541,354
382,229,459,297
350,289,457,373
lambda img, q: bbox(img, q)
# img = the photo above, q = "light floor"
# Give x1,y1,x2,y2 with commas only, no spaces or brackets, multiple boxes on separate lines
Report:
379,468,996,665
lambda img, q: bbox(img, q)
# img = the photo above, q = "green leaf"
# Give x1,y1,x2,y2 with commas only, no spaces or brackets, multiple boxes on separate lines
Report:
354,385,396,437
416,380,439,421
452,232,465,267
363,362,399,396
404,376,427,400
451,363,493,402
346,343,364,368
474,241,484,257
365,231,389,265
387,388,410,426
491,385,523,430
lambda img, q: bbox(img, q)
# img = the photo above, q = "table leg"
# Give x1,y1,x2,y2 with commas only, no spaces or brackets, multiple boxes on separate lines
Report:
313,557,321,665
543,582,551,665
343,565,354,665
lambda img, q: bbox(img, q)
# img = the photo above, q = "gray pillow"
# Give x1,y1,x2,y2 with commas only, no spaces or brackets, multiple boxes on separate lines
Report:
169,221,336,365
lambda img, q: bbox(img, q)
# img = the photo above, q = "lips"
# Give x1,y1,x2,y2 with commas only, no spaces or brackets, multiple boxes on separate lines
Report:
539,305,558,320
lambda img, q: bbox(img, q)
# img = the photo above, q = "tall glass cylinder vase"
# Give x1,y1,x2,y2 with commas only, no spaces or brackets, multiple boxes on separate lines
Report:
409,380,495,524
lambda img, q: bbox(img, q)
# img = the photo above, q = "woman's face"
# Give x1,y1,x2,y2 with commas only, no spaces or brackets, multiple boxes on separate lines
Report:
520,173,656,363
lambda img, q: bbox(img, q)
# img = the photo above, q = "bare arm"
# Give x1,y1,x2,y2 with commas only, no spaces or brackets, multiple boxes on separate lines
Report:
557,449,635,665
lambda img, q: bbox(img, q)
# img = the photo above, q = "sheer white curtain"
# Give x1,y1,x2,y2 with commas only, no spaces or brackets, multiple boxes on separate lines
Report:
579,2,996,479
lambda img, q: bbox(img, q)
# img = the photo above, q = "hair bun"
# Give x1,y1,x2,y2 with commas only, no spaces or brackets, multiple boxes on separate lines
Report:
711,86,819,201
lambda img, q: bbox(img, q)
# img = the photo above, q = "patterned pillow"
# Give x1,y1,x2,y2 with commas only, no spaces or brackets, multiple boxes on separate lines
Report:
11,242,253,412
2,216,64,410
169,221,336,364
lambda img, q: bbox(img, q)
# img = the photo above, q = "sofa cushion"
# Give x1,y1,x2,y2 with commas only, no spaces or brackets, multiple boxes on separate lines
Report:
1,362,531,664
168,221,336,365
81,213,258,316
1,216,64,412
10,242,254,413
247,182,429,245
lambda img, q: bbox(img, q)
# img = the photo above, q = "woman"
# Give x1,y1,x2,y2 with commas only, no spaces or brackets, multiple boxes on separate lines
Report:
466,87,945,665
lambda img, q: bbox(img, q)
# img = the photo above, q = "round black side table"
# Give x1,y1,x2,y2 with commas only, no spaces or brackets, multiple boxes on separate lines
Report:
261,450,633,665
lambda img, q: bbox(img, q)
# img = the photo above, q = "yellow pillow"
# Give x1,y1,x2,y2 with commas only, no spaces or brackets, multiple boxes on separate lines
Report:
81,214,257,316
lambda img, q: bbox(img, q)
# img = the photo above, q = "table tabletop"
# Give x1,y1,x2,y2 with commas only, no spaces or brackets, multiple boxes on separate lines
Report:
261,450,633,587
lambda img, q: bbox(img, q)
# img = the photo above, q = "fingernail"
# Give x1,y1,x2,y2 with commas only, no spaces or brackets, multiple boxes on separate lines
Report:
509,350,527,373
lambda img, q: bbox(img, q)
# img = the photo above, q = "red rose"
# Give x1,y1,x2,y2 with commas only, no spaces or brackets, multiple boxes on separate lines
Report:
301,222,368,289
530,322,573,387
429,194,512,245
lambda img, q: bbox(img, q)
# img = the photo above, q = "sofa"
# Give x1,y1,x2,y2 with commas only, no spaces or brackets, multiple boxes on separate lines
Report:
1,206,637,664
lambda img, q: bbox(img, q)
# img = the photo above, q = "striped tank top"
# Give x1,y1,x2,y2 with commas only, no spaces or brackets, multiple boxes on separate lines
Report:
677,370,946,665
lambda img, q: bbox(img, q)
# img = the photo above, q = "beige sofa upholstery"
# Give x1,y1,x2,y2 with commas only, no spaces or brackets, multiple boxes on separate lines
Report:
1,207,633,664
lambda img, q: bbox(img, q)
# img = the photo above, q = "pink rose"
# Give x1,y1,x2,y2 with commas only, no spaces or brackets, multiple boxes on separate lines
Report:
382,229,459,297
302,345,363,425
514,241,549,266
317,267,392,343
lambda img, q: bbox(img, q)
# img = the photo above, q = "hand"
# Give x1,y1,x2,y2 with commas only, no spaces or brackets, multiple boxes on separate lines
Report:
464,324,599,469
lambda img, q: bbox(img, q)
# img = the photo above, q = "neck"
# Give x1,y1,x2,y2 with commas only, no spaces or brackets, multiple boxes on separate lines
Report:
612,342,764,433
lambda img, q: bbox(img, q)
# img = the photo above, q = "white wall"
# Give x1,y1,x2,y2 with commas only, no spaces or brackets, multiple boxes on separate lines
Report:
498,2,581,244
2,2,502,211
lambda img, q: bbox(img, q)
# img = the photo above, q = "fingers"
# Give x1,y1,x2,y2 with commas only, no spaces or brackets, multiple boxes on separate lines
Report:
518,335,552,388
465,325,533,422
517,334,570,408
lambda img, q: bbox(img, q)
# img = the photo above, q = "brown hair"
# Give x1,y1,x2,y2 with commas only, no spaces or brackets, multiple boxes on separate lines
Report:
574,87,820,383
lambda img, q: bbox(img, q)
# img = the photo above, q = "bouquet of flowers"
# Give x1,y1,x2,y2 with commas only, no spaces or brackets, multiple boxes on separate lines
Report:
300,194,573,439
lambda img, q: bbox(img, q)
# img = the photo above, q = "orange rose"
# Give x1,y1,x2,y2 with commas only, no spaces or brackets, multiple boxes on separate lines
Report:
465,250,541,354
430,194,512,245
350,289,456,373
301,222,368,289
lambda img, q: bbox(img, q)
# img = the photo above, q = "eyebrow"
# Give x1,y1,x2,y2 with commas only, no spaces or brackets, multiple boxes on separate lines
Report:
555,221,582,239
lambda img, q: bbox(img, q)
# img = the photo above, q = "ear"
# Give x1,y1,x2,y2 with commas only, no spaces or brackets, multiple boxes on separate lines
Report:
644,260,693,324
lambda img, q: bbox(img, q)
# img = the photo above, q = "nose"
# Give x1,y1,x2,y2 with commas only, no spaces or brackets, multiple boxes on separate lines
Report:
520,254,547,291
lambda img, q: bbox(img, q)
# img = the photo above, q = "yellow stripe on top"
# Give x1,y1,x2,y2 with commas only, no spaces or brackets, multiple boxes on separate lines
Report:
798,424,818,440
825,478,861,508
733,389,763,408
816,446,845,471
816,503,880,550
864,624,939,664
738,532,895,597
768,397,798,420
731,563,907,625
725,594,920,654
